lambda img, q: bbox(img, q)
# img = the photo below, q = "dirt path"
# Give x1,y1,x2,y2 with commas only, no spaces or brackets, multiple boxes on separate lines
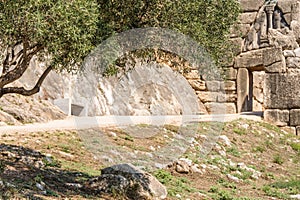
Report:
0,113,262,134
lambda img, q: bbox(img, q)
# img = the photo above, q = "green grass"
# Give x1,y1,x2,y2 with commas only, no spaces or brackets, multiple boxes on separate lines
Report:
233,127,247,135
226,146,241,157
290,143,300,152
273,154,284,165
270,179,300,194
153,169,197,197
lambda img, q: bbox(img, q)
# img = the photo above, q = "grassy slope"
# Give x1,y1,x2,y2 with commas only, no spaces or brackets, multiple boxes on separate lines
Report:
0,119,299,199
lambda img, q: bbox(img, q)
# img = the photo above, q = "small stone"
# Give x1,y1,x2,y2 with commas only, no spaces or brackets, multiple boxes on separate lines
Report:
36,182,45,191
227,174,241,183
218,135,231,147
176,160,190,174
241,124,249,129
108,132,117,137
290,194,300,199
149,146,156,151
191,164,203,174
175,194,181,198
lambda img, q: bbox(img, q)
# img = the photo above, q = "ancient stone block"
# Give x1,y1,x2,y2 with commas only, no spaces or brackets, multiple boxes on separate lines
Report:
278,0,293,14
265,61,286,73
291,2,300,21
286,57,300,68
239,0,264,12
283,13,292,25
264,109,289,126
188,80,206,91
253,100,264,112
204,102,236,114
264,74,300,109
197,91,218,103
222,81,236,91
238,12,257,24
223,67,237,80
253,71,265,89
230,24,251,38
237,68,249,113
263,48,283,67
235,49,264,68
290,109,300,126
268,29,299,50
206,81,221,92
291,20,300,43
184,70,200,79
217,92,237,103
296,126,300,135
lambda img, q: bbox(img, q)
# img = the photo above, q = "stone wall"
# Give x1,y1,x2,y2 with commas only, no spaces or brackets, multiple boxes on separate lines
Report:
231,0,300,134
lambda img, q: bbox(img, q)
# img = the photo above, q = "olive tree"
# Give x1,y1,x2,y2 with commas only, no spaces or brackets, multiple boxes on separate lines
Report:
0,0,98,98
0,0,240,98
96,0,241,64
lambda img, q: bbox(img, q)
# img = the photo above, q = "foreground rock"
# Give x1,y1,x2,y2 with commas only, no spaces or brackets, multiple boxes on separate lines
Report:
86,164,167,200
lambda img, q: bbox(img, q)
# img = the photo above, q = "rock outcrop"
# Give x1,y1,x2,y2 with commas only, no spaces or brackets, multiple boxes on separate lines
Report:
86,163,167,200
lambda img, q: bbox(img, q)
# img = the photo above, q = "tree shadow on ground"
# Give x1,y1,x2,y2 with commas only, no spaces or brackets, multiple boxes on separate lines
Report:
0,143,108,199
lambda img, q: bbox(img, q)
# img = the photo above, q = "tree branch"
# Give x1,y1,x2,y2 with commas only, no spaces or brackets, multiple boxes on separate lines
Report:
0,65,53,98
0,40,44,88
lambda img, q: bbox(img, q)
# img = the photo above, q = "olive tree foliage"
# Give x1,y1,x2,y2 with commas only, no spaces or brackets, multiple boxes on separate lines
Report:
0,0,240,98
0,0,98,98
96,0,241,65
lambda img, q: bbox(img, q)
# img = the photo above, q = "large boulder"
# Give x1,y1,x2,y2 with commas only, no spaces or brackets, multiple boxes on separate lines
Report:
86,164,167,200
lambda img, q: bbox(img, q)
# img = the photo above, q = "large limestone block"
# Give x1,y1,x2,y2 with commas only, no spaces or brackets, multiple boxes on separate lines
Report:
206,81,221,92
204,102,236,114
237,68,250,113
263,48,283,67
239,0,264,12
264,109,290,126
235,49,264,68
197,91,218,103
291,20,300,43
188,80,206,91
265,61,286,73
222,81,236,91
264,74,300,109
292,2,300,21
290,109,300,126
268,29,299,50
278,0,293,14
216,92,237,103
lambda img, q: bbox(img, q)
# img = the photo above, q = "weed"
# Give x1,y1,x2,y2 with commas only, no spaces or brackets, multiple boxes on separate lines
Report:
264,140,274,149
273,154,284,165
262,185,289,199
270,179,300,194
153,169,197,197
291,143,300,152
217,178,237,189
252,146,265,153
259,122,282,134
227,147,241,157
233,127,247,135
46,189,59,197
